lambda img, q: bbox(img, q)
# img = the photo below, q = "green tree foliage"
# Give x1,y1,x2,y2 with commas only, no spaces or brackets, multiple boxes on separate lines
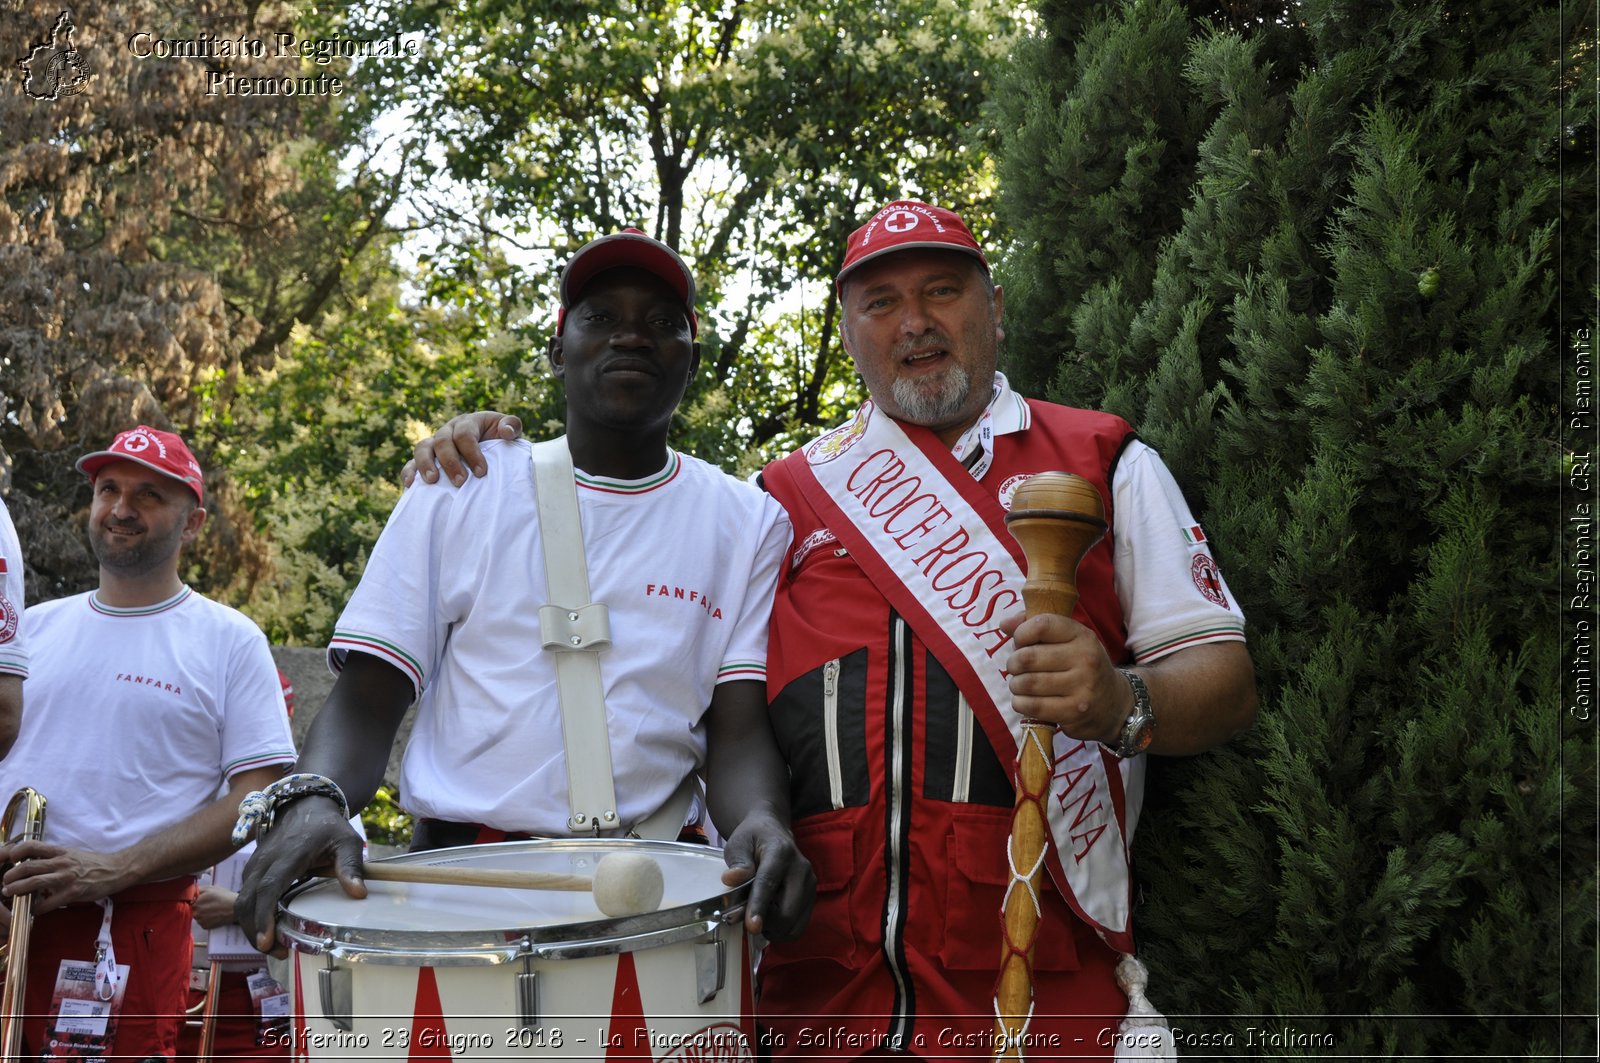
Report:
994,0,1590,1054
7,0,1019,644
218,264,553,644
194,0,1025,646
1,0,396,606
339,0,1018,468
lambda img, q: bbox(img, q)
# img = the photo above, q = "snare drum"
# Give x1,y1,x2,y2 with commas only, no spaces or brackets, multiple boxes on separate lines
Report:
278,840,753,1060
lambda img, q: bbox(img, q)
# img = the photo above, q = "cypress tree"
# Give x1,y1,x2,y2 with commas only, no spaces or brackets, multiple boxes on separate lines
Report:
992,1,1592,1056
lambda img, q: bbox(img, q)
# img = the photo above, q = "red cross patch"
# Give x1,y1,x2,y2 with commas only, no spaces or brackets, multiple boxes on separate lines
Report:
1191,554,1228,608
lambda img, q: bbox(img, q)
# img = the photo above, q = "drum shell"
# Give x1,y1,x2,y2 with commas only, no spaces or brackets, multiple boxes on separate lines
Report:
277,839,754,1060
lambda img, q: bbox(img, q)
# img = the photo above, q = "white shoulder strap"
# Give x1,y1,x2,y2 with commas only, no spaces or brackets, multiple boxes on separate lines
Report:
530,437,620,833
529,438,696,840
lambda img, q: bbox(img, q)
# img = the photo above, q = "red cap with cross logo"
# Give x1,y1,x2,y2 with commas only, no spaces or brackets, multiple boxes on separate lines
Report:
836,200,989,293
75,425,205,505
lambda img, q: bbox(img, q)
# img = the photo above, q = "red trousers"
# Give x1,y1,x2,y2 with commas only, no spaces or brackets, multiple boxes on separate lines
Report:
21,880,197,1060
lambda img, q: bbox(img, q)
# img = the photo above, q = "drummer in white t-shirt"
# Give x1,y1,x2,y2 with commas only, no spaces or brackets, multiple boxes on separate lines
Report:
236,230,816,953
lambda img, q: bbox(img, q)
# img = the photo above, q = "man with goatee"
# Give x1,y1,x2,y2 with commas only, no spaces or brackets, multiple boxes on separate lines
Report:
0,425,294,1060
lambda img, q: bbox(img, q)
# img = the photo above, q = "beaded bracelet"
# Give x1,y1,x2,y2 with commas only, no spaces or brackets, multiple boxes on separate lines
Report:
232,772,351,845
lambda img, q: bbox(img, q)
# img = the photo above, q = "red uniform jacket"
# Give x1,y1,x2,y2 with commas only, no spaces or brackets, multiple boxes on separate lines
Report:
758,402,1138,1057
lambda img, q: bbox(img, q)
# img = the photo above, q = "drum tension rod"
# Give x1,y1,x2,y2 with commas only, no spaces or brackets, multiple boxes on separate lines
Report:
518,947,541,1032
695,936,726,1005
320,957,353,1032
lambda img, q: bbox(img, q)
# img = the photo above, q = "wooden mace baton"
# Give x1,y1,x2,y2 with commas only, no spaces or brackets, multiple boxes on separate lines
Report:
992,473,1106,1062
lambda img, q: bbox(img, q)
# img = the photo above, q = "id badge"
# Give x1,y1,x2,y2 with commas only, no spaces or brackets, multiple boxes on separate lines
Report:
44,959,129,1060
246,969,289,1042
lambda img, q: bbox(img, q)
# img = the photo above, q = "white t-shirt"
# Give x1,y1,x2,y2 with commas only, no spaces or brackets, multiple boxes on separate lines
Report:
329,439,790,835
0,587,296,852
1112,439,1246,662
0,497,26,679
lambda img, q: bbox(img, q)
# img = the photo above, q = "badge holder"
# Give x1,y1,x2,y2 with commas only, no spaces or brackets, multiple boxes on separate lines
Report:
246,969,289,1043
43,900,128,1060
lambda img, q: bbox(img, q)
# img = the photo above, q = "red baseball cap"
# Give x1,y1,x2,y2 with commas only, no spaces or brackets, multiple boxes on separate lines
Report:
557,229,699,337
75,425,205,505
836,200,989,293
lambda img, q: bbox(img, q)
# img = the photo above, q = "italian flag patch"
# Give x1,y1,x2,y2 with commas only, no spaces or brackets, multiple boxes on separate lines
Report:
1182,525,1206,545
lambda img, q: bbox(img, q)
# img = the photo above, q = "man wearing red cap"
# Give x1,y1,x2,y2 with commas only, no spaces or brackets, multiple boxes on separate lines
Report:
235,231,813,955
750,201,1257,1055
413,201,1258,1056
0,425,296,1060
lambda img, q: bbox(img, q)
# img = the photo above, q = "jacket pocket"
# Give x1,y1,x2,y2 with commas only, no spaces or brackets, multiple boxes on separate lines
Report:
769,648,870,819
762,817,867,966
939,808,1081,972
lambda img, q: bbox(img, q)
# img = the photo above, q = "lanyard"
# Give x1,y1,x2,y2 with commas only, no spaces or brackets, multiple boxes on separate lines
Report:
951,386,999,481
92,898,119,1001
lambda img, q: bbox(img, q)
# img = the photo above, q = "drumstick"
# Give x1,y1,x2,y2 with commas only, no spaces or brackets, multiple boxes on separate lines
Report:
363,863,592,891
362,851,665,917
993,472,1107,1062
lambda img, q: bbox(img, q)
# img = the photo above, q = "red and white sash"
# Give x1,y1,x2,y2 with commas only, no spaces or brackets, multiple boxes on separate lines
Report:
788,400,1136,953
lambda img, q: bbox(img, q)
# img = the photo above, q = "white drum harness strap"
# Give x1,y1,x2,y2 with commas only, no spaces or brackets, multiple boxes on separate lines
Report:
530,438,695,840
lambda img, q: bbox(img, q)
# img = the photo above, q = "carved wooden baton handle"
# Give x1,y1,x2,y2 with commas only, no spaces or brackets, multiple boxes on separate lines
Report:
993,473,1106,1061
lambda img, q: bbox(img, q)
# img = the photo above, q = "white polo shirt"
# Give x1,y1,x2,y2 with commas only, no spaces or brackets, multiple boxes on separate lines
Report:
0,587,296,852
0,497,26,679
957,373,1245,658
329,438,790,835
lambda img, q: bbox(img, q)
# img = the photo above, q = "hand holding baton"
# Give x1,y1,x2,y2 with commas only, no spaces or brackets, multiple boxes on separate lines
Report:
993,473,1106,1062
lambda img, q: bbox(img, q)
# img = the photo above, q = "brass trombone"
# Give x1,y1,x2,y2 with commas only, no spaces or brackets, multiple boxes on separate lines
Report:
183,943,222,1063
0,788,46,1062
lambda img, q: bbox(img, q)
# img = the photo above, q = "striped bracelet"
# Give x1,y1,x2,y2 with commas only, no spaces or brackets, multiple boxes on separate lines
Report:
232,772,351,845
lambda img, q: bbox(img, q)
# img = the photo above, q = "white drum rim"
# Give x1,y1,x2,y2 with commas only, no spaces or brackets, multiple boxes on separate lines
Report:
276,838,747,966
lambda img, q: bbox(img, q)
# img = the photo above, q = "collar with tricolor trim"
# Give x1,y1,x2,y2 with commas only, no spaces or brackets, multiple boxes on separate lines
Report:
574,449,682,495
88,585,193,617
980,371,1032,437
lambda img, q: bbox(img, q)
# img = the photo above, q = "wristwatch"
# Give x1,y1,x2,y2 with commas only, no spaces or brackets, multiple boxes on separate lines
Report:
1109,668,1156,758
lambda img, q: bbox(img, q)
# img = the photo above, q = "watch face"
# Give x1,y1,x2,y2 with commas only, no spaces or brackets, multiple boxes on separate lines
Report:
1130,716,1156,753
1115,668,1154,757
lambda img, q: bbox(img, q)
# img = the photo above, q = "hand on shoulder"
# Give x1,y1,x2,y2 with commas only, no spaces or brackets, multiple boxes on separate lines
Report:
403,411,523,488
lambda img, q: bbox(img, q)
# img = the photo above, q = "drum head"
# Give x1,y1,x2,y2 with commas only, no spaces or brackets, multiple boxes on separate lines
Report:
278,839,745,962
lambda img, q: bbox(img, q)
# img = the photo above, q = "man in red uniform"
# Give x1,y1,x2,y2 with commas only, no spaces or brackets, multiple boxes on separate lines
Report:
409,201,1258,1058
752,202,1256,1057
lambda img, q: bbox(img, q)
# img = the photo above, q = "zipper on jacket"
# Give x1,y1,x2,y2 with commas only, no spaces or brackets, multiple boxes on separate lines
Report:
822,658,844,810
882,614,915,1048
953,692,972,803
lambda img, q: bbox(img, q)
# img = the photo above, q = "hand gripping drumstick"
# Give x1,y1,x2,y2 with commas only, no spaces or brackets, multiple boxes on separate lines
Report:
993,473,1107,1062
362,851,664,918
